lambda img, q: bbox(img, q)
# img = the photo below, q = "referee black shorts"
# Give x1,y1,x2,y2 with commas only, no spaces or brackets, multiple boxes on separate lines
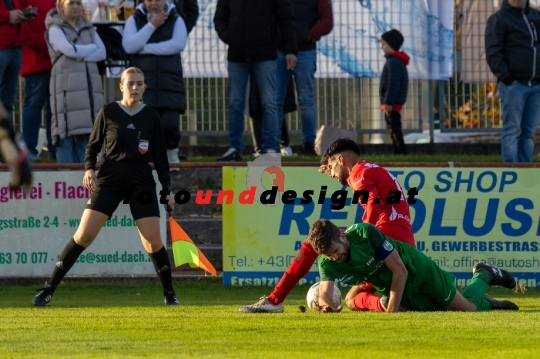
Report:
85,160,160,220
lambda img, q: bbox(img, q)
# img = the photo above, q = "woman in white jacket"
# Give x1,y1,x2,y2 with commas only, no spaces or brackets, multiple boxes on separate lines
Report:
45,0,106,163
122,0,187,166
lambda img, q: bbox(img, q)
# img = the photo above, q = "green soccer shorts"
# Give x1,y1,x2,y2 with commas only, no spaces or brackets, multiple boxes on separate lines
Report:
401,263,457,311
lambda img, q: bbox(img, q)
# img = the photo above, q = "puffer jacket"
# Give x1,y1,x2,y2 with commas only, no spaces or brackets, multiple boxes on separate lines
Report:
128,4,186,112
45,9,104,144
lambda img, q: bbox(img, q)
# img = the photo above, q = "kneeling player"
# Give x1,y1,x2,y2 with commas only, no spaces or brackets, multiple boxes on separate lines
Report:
240,138,414,313
309,219,518,313
0,101,32,192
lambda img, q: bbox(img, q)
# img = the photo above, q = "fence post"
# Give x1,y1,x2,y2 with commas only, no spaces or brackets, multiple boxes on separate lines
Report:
369,78,384,144
428,80,435,147
188,110,197,146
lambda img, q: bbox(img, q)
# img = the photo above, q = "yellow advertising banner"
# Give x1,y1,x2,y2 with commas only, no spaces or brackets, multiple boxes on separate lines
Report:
223,166,540,289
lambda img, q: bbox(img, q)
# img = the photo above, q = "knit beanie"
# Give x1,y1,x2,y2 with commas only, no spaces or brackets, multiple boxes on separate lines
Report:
381,29,404,51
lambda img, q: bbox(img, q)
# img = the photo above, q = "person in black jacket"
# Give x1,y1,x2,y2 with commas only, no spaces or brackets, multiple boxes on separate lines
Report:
380,29,409,155
214,0,298,161
32,67,178,307
171,0,198,33
485,0,540,163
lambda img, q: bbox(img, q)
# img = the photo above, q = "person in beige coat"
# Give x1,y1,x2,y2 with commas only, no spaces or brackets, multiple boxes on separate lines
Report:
45,0,105,163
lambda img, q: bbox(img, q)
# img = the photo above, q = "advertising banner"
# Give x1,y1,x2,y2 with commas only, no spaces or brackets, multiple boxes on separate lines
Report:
223,166,540,289
0,171,166,276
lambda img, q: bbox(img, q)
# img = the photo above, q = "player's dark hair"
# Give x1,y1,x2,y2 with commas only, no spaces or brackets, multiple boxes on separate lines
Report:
307,219,341,254
320,138,360,166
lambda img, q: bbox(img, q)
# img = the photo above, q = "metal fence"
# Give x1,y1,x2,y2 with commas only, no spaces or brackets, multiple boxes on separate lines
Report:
10,0,511,143
12,75,430,142
178,77,429,137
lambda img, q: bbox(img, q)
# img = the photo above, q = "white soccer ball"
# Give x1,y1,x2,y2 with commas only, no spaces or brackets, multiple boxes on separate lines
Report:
306,282,342,312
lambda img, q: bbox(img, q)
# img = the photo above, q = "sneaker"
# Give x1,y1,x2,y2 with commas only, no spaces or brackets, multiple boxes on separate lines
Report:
473,262,516,289
164,291,179,305
253,151,262,158
27,152,39,162
239,296,284,313
280,146,293,156
484,294,519,310
216,148,242,162
32,283,55,306
379,296,411,312
302,143,317,156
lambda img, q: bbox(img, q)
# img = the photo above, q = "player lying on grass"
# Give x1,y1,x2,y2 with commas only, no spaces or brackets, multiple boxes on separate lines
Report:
0,101,33,193
240,138,415,313
308,219,519,313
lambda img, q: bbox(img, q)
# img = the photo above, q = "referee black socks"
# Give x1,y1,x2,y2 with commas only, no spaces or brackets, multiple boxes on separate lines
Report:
48,238,86,288
149,246,174,293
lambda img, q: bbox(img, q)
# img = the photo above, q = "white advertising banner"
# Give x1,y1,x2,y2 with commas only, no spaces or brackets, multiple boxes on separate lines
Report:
183,0,454,79
0,171,166,276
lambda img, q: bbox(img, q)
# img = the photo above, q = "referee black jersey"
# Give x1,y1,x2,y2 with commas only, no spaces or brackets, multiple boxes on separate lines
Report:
85,101,171,189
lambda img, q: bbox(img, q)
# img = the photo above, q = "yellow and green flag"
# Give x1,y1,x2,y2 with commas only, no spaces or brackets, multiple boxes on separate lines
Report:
169,216,217,276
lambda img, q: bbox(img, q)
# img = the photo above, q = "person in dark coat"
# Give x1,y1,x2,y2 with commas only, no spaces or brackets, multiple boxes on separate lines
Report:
214,0,298,161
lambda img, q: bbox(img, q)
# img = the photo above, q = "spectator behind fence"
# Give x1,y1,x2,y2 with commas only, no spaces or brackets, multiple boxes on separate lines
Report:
380,29,409,155
170,0,198,33
0,0,25,120
275,0,333,157
123,0,188,166
485,0,540,163
249,70,297,157
136,0,198,33
17,0,56,162
45,0,105,163
214,0,298,162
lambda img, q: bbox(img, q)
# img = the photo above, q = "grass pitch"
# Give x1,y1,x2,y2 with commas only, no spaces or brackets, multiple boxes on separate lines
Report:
1,279,539,359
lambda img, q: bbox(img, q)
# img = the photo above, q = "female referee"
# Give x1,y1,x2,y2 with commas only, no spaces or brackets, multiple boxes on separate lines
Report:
32,67,178,306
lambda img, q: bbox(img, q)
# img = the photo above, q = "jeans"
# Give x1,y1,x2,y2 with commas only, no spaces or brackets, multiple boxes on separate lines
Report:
0,47,22,115
56,134,88,163
498,81,540,162
228,60,279,152
276,49,317,145
23,71,56,157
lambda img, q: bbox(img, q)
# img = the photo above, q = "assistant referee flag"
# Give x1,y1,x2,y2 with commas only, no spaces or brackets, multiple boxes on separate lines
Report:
169,217,217,276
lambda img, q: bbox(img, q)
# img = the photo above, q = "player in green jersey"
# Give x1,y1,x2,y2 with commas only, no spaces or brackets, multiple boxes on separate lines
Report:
307,219,519,313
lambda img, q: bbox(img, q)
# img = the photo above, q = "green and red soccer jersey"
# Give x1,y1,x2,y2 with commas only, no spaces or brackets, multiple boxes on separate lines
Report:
347,161,414,246
318,223,456,310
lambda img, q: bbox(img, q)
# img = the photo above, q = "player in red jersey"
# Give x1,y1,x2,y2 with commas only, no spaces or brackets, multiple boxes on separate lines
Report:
239,138,416,313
